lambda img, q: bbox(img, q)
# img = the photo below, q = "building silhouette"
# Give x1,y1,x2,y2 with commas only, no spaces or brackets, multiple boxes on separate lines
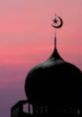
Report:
11,17,82,116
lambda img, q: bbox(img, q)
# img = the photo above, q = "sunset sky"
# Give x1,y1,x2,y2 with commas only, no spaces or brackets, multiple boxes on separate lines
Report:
0,0,82,117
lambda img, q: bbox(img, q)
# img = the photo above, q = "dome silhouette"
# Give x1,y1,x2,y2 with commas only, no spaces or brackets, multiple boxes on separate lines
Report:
11,16,82,116
25,47,82,108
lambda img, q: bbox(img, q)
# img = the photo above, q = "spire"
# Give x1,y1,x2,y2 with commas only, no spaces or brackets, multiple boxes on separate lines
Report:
52,14,63,50
54,24,57,50
50,15,63,60
54,35,57,50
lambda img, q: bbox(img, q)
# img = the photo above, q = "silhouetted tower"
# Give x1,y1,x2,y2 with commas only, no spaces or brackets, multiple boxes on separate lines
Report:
11,15,82,117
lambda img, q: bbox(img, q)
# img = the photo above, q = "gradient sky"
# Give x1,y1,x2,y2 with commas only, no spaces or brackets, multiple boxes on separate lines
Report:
0,0,82,117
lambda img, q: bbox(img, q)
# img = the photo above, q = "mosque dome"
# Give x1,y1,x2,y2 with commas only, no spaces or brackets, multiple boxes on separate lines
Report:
25,45,82,107
25,15,82,108
11,15,82,117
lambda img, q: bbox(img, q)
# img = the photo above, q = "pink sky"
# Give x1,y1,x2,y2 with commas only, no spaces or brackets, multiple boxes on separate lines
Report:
0,0,82,117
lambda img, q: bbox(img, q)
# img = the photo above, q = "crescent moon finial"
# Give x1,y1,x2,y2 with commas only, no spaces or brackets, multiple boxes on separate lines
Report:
52,15,63,29
52,15,63,50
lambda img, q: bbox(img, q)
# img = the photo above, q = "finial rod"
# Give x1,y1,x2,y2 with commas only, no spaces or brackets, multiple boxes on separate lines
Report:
54,29,57,49
54,35,57,49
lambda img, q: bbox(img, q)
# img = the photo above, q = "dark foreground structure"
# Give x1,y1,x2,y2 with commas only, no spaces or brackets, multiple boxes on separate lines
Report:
11,16,82,117
11,46,82,117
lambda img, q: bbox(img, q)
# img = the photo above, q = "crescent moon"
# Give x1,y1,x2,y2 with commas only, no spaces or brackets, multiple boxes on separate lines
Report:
52,16,63,29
